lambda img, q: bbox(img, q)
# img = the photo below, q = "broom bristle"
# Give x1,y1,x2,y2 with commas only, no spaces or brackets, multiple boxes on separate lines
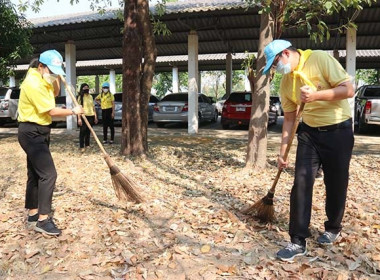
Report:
241,191,275,222
111,172,144,203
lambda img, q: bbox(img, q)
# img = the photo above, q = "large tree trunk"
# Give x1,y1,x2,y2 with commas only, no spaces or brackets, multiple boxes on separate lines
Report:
138,0,157,152
121,0,156,156
245,10,274,168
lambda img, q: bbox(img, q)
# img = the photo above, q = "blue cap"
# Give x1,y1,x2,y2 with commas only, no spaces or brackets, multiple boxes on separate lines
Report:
39,50,66,76
263,40,292,75
102,82,110,88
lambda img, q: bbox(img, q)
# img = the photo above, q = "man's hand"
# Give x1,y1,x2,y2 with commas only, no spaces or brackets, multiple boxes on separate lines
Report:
277,155,288,170
72,105,84,115
300,85,318,103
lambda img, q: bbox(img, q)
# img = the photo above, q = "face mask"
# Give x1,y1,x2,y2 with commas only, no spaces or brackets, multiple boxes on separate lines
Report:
276,60,291,75
82,89,89,94
43,73,58,84
103,88,109,93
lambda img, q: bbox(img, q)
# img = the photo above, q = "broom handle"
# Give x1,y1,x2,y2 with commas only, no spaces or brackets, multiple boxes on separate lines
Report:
269,103,305,193
59,75,108,156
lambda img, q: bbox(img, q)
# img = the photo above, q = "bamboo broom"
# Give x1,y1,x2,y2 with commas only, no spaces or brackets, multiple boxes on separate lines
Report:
241,103,305,222
60,76,144,203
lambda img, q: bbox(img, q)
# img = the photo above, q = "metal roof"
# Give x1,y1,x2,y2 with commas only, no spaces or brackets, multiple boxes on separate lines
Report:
14,0,380,75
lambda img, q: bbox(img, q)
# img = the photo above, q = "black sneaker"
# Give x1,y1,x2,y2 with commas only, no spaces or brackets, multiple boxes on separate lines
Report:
317,231,340,245
34,218,62,236
109,140,114,144
27,213,38,229
277,242,307,262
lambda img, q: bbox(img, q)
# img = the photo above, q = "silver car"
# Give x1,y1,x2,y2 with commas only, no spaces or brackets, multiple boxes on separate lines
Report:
153,93,218,128
0,87,20,125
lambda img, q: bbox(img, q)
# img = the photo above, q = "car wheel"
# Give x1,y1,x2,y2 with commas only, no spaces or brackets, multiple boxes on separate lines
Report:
211,111,218,123
358,115,369,134
156,122,165,128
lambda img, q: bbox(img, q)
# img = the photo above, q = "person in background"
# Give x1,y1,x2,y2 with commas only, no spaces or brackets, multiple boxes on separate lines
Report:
18,50,83,236
77,83,98,152
262,40,354,262
95,82,115,144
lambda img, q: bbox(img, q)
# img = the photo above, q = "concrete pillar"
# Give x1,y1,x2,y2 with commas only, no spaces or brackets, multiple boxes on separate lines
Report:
95,75,100,95
188,30,199,134
172,66,179,93
346,27,356,125
65,41,77,130
109,69,116,93
244,67,250,91
226,53,232,96
9,76,16,87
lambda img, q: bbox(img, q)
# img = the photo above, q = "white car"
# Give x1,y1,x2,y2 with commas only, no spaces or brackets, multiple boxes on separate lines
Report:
0,87,20,125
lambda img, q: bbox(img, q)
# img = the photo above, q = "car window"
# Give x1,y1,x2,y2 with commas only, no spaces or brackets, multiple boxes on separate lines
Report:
201,95,212,104
161,93,188,102
55,96,66,104
149,95,159,103
228,92,251,102
0,87,10,98
10,89,20,99
114,93,123,102
363,87,380,97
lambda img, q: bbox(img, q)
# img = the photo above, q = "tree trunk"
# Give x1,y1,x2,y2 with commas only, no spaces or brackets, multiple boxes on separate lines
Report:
138,0,157,152
245,10,274,168
121,0,156,156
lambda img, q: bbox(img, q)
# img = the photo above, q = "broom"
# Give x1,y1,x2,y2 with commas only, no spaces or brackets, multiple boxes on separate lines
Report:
60,75,144,203
241,102,305,222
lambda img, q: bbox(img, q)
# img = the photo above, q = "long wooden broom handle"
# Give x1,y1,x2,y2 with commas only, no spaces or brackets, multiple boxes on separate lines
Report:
269,103,305,193
59,75,108,156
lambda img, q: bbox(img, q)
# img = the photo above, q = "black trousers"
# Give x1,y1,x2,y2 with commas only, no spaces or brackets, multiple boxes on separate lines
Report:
79,115,95,148
18,122,57,215
289,120,354,243
102,108,114,141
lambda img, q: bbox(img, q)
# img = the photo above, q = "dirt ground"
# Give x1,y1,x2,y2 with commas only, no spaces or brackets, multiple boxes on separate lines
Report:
0,123,379,280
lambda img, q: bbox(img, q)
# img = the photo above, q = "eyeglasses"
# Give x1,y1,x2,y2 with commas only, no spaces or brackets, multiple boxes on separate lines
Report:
272,52,283,69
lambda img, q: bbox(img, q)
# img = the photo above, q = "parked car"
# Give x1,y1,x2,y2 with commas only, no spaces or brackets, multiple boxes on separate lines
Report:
153,93,218,128
51,95,68,127
149,95,160,122
221,91,278,129
95,92,122,123
0,87,20,125
270,96,283,116
354,85,380,133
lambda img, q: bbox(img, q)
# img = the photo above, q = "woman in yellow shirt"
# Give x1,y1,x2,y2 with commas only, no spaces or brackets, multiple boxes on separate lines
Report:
18,50,83,236
77,83,98,152
95,82,115,144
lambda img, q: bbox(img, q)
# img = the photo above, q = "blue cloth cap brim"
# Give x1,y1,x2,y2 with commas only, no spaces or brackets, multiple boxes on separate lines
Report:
263,40,292,75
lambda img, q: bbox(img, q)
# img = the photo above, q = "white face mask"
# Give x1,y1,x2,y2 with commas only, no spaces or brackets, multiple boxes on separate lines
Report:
43,73,58,84
276,60,292,75
103,88,109,93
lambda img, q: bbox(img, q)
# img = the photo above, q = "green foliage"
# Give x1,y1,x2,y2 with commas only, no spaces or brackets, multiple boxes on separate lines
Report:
244,0,376,43
152,71,187,98
0,0,33,82
270,72,282,96
356,69,380,85
77,74,123,93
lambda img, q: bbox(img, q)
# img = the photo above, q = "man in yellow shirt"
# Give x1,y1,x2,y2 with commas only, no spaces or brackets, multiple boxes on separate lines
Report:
95,82,115,144
18,50,83,236
263,40,354,261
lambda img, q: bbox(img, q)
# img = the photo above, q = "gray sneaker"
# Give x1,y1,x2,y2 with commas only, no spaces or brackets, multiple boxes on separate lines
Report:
317,231,340,245
34,218,62,236
277,242,307,262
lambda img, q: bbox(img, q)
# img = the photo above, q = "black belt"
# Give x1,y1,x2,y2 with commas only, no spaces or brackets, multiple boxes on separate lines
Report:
302,118,352,132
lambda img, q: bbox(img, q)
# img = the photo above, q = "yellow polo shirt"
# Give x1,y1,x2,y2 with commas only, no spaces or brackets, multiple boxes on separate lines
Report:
280,50,351,127
95,92,114,110
78,94,95,116
18,68,55,125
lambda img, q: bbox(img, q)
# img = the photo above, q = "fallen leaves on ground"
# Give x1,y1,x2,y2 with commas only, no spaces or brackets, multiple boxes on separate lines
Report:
0,127,379,279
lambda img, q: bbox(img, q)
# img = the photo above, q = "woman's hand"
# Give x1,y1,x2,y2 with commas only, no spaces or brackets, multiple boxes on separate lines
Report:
277,155,288,170
78,118,82,126
72,105,84,115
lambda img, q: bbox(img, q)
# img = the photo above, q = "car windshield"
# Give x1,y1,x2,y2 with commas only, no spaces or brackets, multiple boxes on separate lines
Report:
228,92,251,103
55,96,66,104
363,87,380,97
161,93,188,102
149,95,159,103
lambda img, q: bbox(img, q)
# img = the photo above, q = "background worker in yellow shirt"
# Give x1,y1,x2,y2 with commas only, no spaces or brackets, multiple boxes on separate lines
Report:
95,82,115,144
18,50,83,236
262,40,355,261
77,83,98,152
